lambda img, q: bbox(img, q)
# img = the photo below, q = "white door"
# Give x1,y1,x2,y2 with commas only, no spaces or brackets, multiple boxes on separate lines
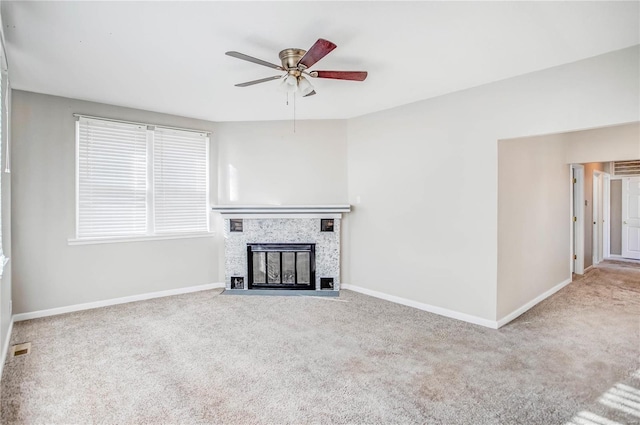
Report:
621,177,640,259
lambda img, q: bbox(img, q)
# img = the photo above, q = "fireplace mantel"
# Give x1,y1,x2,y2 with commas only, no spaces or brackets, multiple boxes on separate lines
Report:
211,204,351,219
215,205,347,293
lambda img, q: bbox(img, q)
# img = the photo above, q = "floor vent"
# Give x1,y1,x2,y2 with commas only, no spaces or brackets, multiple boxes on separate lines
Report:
11,342,31,357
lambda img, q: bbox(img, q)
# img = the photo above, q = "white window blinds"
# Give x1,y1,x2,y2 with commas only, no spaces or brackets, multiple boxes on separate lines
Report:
76,116,210,240
153,127,209,234
77,118,148,238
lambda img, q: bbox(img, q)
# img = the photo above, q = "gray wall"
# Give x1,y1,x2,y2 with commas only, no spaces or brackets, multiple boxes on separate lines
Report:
11,91,220,314
1,85,11,361
498,134,570,321
11,91,349,315
610,179,622,255
566,122,640,163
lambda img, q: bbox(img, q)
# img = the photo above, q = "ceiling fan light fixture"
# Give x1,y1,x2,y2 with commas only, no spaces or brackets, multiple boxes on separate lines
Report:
298,76,314,97
278,74,298,93
285,74,297,85
286,74,298,93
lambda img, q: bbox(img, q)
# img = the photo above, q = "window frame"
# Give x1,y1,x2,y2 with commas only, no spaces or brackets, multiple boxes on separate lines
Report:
70,115,212,245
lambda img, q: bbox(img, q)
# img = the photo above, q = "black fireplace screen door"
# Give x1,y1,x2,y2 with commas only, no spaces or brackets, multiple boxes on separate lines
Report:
247,243,315,290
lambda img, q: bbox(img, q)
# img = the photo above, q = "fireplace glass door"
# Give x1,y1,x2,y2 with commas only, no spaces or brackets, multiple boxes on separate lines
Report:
247,244,315,290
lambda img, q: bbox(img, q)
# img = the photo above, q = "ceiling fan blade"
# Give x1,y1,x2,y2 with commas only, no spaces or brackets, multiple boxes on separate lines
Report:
234,75,283,87
312,71,368,81
297,39,337,69
226,51,284,71
303,90,317,97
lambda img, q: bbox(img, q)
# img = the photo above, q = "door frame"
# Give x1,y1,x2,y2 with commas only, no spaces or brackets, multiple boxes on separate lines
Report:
571,164,585,275
603,173,611,258
592,170,610,266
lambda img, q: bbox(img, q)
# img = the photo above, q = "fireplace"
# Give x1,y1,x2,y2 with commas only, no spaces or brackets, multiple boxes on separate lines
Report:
247,243,315,290
211,204,350,294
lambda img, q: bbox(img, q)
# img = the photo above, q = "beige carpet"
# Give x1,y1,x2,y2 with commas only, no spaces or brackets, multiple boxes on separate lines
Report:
1,261,639,424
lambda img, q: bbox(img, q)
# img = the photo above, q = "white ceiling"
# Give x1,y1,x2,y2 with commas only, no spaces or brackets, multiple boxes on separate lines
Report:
1,1,638,122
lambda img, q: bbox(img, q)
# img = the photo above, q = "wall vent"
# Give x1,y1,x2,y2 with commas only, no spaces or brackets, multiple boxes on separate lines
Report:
614,160,640,176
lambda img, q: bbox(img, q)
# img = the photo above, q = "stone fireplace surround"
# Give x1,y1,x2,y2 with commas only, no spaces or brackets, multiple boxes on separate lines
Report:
211,205,350,294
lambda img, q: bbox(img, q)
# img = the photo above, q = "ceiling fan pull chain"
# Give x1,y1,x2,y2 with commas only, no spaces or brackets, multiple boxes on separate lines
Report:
293,92,296,133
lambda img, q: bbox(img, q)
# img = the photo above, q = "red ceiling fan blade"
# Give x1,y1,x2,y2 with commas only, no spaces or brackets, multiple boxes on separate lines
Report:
312,71,368,81
226,51,284,71
297,39,337,69
234,75,283,87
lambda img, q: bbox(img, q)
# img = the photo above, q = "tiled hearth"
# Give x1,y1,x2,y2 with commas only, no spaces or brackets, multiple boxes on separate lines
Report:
211,205,350,294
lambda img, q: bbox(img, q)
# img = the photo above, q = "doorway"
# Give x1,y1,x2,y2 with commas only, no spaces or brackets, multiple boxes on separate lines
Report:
572,163,611,273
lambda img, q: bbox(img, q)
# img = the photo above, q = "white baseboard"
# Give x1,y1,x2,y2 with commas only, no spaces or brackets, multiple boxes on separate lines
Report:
606,255,640,263
13,282,226,322
341,284,498,329
0,317,14,379
496,277,572,328
584,265,594,273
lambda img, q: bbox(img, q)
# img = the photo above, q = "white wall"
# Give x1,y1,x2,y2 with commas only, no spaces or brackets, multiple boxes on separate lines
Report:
347,46,639,322
215,120,348,205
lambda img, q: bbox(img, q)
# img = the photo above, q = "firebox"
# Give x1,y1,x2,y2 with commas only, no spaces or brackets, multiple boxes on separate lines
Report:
247,243,316,290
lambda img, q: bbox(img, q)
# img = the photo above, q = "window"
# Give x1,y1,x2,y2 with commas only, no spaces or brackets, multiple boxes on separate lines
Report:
76,116,210,241
153,127,209,234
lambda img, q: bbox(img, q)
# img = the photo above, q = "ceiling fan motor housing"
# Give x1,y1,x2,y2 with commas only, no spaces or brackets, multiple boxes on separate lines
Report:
279,48,306,71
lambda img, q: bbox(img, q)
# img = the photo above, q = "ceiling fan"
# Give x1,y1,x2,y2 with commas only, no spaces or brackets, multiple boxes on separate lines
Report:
225,38,368,97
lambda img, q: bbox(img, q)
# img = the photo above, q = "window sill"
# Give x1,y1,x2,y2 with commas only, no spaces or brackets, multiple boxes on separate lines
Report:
68,232,214,246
